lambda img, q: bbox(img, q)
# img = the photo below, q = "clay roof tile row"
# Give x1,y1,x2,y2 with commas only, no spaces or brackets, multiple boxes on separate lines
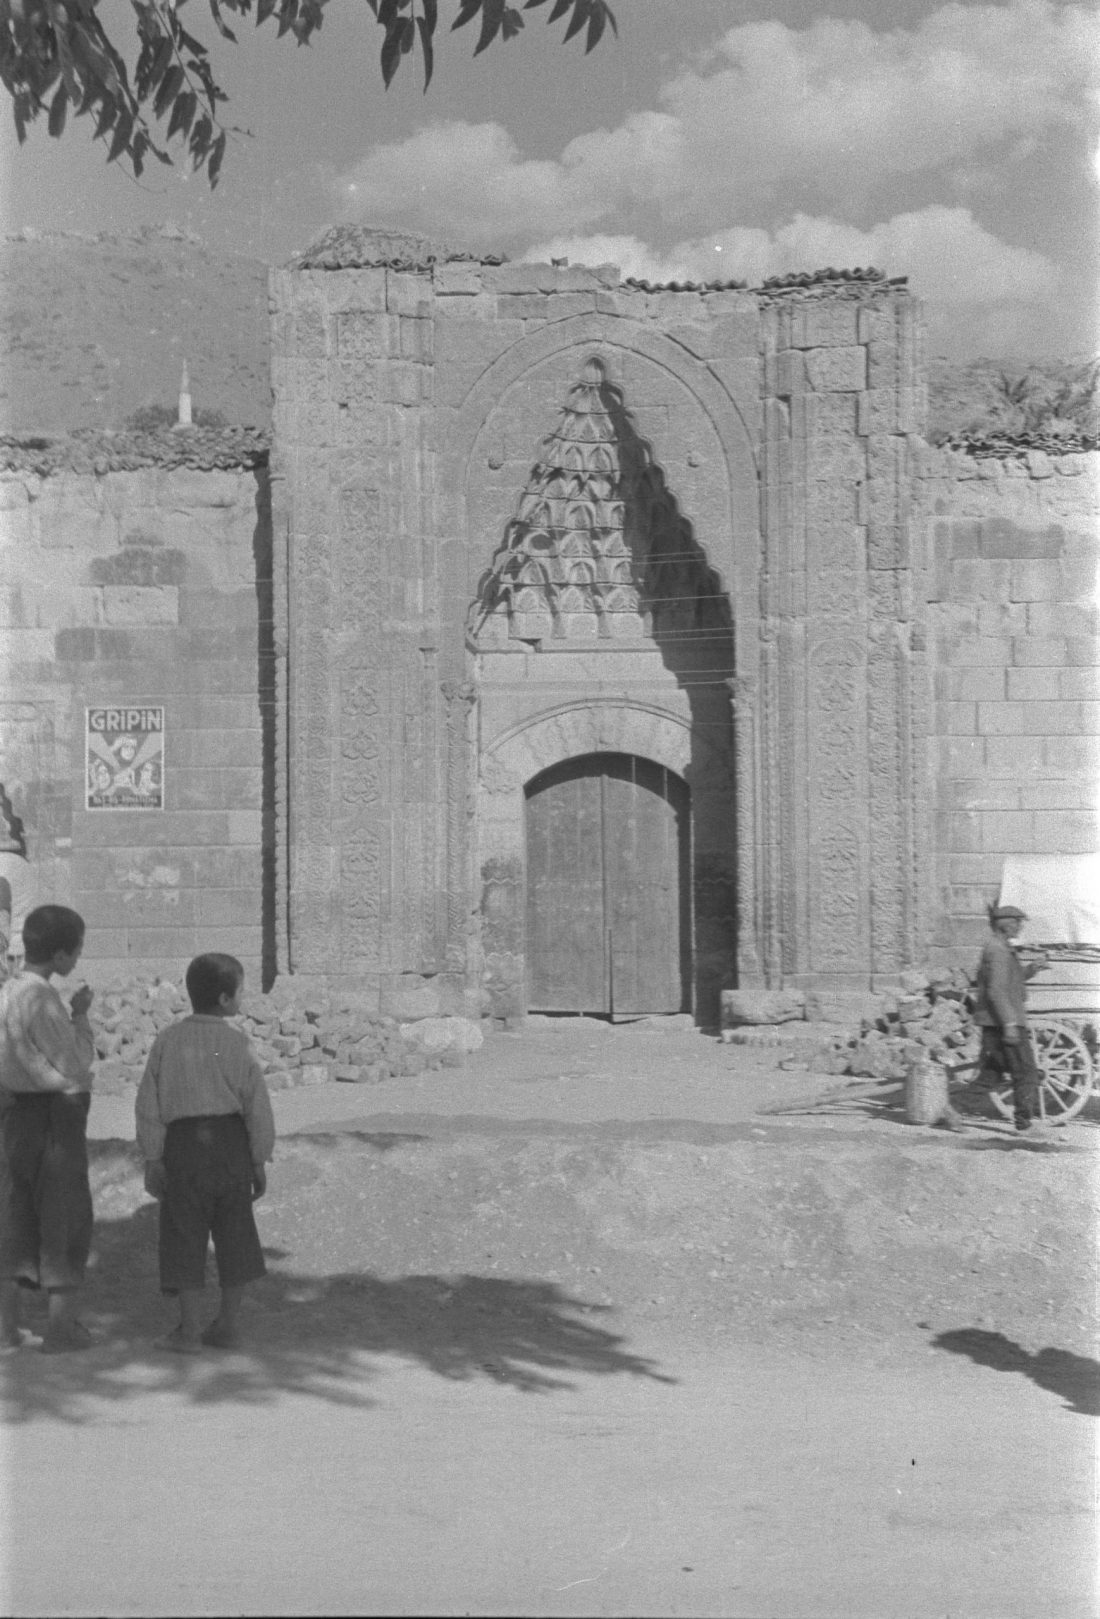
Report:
0,426,270,475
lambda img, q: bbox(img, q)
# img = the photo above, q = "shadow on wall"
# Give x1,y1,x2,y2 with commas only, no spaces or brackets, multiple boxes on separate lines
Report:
602,377,737,1023
253,471,278,992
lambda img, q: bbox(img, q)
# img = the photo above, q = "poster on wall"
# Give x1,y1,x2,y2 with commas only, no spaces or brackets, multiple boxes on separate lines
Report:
85,707,165,811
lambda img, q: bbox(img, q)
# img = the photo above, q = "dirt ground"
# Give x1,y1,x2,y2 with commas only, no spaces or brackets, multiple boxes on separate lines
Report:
3,1022,1098,1617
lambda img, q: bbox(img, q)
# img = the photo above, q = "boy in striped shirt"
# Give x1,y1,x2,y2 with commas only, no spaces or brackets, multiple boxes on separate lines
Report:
136,952,274,1353
0,905,96,1353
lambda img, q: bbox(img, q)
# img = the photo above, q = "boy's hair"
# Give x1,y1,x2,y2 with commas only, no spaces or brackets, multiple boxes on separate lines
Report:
22,905,86,963
185,952,244,1013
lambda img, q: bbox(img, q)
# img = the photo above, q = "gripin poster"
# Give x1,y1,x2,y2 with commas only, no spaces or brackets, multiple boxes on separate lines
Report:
85,706,165,810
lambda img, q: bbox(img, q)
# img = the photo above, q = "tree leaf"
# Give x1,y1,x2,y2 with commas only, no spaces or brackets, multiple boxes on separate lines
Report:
149,31,175,91
47,82,67,138
70,27,123,98
475,0,505,55
107,110,134,164
501,7,523,40
585,4,607,52
190,113,213,158
153,63,184,120
93,95,118,140
256,0,276,23
562,1,588,45
207,129,227,186
452,0,481,32
207,0,238,43
380,21,403,86
416,12,434,90
167,88,196,140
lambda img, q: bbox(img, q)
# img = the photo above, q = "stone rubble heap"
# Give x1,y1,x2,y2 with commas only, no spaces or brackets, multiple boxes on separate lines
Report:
86,977,484,1096
721,971,980,1081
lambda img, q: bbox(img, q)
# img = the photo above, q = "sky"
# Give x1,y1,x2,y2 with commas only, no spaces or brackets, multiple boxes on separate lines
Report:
0,0,1097,358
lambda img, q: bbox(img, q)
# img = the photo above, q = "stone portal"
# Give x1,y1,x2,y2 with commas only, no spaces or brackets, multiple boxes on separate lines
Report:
471,355,736,1024
271,229,923,1017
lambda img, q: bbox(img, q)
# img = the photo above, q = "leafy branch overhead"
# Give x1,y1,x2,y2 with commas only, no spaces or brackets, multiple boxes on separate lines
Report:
0,0,616,187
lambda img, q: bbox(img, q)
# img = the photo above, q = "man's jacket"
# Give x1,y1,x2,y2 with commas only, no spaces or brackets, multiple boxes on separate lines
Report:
973,932,1029,1029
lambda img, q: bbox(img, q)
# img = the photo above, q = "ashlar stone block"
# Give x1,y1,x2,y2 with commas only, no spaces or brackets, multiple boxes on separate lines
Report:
336,311,382,361
857,304,896,344
434,263,483,296
791,300,860,348
100,585,179,625
295,303,332,361
805,346,866,393
386,270,433,317
497,292,596,322
807,437,867,483
858,390,898,436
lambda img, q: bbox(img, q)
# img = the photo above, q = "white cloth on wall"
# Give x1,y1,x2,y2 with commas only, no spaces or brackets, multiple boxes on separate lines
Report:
999,854,1100,946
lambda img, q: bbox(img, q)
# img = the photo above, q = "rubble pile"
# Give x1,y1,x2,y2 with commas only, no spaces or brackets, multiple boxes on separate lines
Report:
722,970,980,1080
86,977,454,1095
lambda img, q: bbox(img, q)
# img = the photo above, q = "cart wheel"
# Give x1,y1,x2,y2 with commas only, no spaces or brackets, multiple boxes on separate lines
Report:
989,1019,1094,1124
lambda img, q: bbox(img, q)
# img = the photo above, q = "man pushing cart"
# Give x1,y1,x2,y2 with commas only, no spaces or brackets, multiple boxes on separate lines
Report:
959,854,1100,1129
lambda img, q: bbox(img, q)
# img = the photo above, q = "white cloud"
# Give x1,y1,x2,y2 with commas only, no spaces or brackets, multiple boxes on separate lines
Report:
527,207,1053,303
332,2,1099,245
656,2,1098,212
526,208,1059,354
333,122,600,243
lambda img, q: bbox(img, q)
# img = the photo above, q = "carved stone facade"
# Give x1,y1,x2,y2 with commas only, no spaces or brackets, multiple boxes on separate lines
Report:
270,231,927,1013
1,237,1093,994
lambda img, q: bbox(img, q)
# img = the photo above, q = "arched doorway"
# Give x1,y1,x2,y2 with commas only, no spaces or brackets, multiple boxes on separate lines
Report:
524,752,691,1016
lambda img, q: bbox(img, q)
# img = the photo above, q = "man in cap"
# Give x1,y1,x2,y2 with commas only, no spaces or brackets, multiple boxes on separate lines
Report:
971,904,1049,1136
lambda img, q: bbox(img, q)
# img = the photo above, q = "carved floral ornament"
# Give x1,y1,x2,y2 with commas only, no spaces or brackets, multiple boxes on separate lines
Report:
471,356,730,648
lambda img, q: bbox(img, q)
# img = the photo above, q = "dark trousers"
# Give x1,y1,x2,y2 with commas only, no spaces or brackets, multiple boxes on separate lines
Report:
977,1026,1041,1127
159,1114,265,1294
0,1091,93,1290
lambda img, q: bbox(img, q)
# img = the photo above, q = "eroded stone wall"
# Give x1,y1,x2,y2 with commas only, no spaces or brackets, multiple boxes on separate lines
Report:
918,445,1099,964
0,455,272,985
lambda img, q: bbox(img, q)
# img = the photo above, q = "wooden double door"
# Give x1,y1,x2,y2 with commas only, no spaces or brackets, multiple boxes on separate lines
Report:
525,753,690,1015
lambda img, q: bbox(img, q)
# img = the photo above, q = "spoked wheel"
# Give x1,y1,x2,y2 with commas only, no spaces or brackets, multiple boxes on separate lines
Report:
989,1018,1094,1125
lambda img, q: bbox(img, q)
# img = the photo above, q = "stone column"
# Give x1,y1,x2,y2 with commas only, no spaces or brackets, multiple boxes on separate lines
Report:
272,242,452,1004
761,280,924,987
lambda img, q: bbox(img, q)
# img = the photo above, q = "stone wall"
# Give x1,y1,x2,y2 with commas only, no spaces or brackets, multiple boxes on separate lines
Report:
4,231,1092,1008
918,444,1099,965
0,442,273,985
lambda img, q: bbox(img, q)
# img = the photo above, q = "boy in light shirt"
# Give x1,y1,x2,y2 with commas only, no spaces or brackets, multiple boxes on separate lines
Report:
0,905,96,1353
136,952,274,1353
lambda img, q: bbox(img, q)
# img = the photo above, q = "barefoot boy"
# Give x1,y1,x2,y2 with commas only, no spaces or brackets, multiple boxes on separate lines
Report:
136,952,274,1353
0,905,96,1353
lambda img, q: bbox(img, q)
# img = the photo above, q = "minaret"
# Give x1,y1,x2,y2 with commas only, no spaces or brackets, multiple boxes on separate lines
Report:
174,359,192,428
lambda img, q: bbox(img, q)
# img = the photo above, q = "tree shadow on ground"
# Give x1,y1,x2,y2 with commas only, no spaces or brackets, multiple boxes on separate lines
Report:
931,1327,1100,1416
2,1140,676,1425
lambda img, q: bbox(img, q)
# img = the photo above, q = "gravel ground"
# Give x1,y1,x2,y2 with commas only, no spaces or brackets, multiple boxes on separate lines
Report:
70,1021,1100,1395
